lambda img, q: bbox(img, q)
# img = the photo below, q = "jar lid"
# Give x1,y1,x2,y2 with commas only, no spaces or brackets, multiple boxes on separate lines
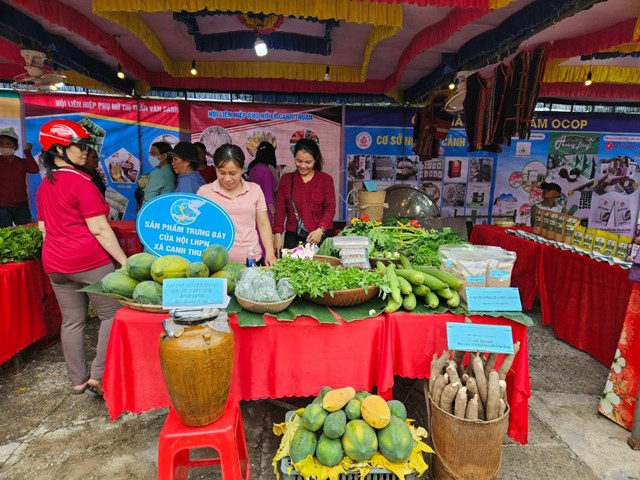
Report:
171,307,222,325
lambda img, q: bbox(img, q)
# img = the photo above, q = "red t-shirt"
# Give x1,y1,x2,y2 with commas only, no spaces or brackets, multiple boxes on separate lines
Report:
36,168,112,274
0,152,39,207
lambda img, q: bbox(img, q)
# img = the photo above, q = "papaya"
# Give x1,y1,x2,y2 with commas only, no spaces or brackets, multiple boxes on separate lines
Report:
101,271,140,298
377,416,414,463
316,434,344,467
301,403,327,432
344,399,362,420
290,427,317,463
211,269,236,294
322,386,356,412
150,255,190,284
202,244,229,273
312,386,333,405
225,261,246,276
354,390,372,402
322,410,346,439
132,281,163,305
361,395,391,429
126,252,156,281
387,399,408,421
186,262,210,278
341,419,378,462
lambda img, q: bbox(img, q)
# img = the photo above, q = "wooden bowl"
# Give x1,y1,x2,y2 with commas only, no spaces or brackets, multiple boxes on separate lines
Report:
118,299,169,314
313,255,341,266
303,286,379,307
235,294,296,314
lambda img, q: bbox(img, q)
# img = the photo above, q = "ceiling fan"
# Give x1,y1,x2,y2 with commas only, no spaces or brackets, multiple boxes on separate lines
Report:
444,71,472,114
11,49,67,93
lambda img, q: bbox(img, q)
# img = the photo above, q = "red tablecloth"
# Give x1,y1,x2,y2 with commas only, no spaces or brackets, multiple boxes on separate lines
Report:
538,245,632,366
104,307,530,444
109,220,143,257
598,283,640,431
0,260,49,364
470,225,540,310
387,312,530,445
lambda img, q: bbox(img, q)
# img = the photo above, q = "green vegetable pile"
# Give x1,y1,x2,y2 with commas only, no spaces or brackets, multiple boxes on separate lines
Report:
0,224,43,263
271,257,386,298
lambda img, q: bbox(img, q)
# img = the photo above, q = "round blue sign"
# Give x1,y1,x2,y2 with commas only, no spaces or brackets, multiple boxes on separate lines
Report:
136,193,235,262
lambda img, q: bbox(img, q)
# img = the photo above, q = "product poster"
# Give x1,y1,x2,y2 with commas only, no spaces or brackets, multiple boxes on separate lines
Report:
23,95,184,221
189,103,342,219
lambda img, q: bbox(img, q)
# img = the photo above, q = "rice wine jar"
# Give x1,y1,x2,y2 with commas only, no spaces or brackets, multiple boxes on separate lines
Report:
159,309,234,426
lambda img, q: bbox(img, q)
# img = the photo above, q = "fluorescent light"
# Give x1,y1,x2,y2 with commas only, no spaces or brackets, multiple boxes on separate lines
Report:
254,38,267,57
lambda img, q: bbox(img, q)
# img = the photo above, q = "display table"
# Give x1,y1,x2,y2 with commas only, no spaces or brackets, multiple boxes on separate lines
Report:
0,260,50,364
103,307,530,444
471,225,632,366
109,220,143,257
470,225,539,309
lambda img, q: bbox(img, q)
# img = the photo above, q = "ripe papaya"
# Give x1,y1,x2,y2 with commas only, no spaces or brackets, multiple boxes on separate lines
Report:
322,386,356,412
322,410,346,439
290,427,317,463
361,395,391,429
186,262,210,278
387,399,408,421
126,252,156,281
132,281,163,305
301,403,327,432
150,255,190,284
341,419,378,462
377,416,414,463
202,244,229,273
101,271,140,298
316,434,343,467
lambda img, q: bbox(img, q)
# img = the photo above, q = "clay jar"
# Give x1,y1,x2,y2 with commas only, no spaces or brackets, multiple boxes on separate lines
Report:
159,312,234,427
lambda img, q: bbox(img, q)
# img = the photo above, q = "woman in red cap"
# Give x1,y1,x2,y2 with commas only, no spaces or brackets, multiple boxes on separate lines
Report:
36,119,128,398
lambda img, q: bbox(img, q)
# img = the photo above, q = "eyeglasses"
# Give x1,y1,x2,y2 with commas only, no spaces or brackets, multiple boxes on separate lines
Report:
71,143,89,152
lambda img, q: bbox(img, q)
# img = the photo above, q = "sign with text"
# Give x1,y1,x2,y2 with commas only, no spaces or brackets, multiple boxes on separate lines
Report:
137,193,235,262
446,323,514,354
162,278,228,309
466,287,522,311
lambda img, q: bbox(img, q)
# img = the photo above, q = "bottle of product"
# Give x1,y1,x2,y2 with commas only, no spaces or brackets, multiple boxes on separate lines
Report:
246,247,257,267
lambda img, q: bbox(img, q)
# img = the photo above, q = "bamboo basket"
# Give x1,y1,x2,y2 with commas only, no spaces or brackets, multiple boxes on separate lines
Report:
427,393,509,480
235,294,295,314
303,286,379,307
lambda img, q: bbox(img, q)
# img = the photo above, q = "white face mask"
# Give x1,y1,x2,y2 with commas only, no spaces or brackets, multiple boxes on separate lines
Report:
149,155,160,168
0,147,16,156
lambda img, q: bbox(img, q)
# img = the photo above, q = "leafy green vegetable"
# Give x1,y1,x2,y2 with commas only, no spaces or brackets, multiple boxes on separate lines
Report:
271,257,388,298
0,225,43,263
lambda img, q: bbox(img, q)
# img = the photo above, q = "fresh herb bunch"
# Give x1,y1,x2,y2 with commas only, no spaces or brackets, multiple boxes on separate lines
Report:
0,224,44,263
270,257,387,298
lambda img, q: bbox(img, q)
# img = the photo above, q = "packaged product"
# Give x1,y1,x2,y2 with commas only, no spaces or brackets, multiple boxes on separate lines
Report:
583,228,597,251
603,232,619,256
544,213,558,240
554,213,567,242
563,217,580,244
615,235,632,260
486,251,517,288
572,224,586,248
592,230,608,254
532,207,545,235
540,211,552,238
628,242,640,263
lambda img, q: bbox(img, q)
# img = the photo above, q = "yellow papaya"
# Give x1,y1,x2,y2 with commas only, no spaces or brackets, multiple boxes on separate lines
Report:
361,394,391,429
322,386,356,412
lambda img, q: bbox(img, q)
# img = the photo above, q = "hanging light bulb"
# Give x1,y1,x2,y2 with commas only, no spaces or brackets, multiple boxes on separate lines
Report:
117,63,125,80
448,75,458,90
448,80,456,90
584,70,593,86
324,65,330,81
254,37,267,57
190,59,198,76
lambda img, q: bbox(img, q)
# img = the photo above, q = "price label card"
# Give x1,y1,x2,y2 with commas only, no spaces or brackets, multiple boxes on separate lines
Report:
363,180,378,192
466,287,522,311
446,323,514,354
162,278,229,309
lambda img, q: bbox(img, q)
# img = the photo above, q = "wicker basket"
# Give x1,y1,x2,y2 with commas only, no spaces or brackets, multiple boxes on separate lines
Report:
313,255,342,266
118,299,169,314
427,394,509,480
235,294,295,314
303,286,379,307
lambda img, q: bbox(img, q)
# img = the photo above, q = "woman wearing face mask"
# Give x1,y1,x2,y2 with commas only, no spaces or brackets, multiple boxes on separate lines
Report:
143,141,175,203
197,144,276,266
0,127,39,228
36,119,128,398
273,138,335,251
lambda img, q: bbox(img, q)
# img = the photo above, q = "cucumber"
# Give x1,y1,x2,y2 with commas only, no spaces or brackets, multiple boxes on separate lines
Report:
419,272,448,291
412,284,430,297
385,264,403,304
425,290,439,308
399,255,412,270
402,293,417,311
385,297,402,313
447,290,461,308
395,268,425,286
412,266,463,289
376,261,387,273
397,276,413,295
435,287,454,300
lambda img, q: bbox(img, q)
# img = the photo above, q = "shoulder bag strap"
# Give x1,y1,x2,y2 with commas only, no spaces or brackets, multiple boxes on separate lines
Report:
290,174,300,220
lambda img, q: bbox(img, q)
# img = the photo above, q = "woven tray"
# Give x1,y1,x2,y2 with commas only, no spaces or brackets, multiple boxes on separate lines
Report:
118,299,169,314
313,255,341,266
303,286,379,307
235,294,296,314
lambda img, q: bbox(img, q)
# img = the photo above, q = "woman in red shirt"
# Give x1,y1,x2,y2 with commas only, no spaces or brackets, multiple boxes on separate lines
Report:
36,120,128,398
273,138,335,251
